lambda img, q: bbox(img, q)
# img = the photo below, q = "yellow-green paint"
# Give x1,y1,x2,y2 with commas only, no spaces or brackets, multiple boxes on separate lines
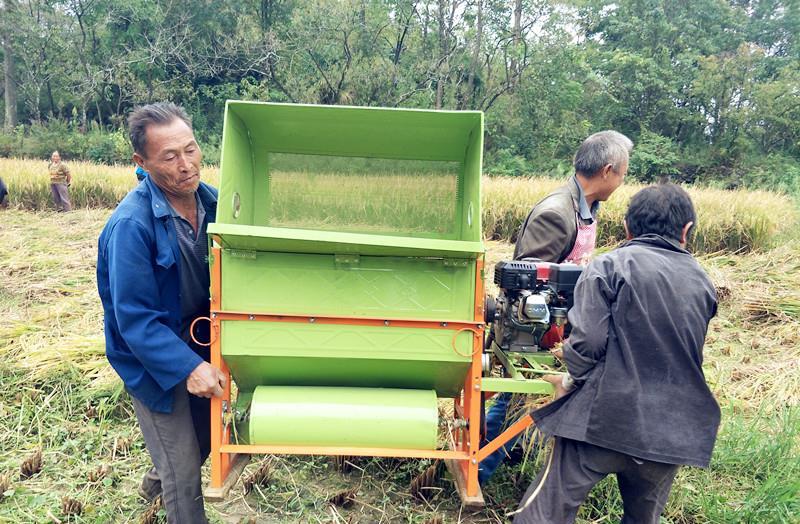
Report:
249,386,438,449
222,320,472,397
212,102,485,427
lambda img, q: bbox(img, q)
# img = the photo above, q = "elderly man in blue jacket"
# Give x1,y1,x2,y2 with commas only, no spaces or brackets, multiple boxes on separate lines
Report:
97,102,225,523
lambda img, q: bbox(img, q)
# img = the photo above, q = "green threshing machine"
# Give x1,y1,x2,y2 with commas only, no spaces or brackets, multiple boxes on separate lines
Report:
203,101,557,505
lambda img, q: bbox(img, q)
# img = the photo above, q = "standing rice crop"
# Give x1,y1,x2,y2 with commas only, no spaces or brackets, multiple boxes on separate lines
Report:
1,156,795,254
483,176,797,254
0,157,219,210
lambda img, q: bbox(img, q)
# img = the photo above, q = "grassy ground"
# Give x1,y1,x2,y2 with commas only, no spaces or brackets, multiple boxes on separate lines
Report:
1,156,796,254
0,208,798,523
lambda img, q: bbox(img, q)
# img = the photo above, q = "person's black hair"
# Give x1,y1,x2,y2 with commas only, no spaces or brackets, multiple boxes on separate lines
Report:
624,184,696,242
128,102,192,157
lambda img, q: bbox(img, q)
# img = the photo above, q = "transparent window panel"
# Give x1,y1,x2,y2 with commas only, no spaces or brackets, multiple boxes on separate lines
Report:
266,153,461,238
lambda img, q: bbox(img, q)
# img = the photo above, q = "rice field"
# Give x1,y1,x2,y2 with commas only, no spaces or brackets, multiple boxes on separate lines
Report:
1,157,796,254
0,200,798,522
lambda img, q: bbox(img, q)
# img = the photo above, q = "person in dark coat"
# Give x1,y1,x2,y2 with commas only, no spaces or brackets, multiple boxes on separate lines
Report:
0,176,8,208
481,130,633,484
511,184,720,524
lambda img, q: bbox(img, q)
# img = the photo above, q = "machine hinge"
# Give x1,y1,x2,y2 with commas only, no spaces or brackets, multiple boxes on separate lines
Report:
334,253,360,266
443,258,470,267
228,249,257,260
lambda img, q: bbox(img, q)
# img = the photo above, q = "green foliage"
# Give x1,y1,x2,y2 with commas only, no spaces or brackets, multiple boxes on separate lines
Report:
628,130,680,183
741,154,800,195
1,0,800,192
484,148,533,177
671,407,800,523
85,128,131,164
0,122,132,164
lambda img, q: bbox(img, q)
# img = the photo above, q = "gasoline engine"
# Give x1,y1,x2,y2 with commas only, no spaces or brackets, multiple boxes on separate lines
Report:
485,260,583,353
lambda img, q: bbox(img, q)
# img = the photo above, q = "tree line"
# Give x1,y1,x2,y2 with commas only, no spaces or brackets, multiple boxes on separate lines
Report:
1,0,798,191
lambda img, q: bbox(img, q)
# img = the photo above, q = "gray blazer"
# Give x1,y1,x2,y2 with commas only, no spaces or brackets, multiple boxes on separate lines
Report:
513,181,581,262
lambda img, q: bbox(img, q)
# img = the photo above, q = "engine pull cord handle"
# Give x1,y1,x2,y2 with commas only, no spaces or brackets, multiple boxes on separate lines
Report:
451,327,482,358
189,316,218,347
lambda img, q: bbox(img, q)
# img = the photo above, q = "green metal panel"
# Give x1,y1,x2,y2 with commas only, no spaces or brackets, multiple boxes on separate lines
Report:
481,378,555,395
208,223,483,258
218,109,256,225
213,102,485,403
521,354,557,367
249,386,438,449
215,101,484,245
222,321,472,397
461,124,483,241
220,250,476,321
227,102,480,164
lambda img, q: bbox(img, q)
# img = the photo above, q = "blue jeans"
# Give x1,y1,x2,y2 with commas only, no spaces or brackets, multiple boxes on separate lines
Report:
479,392,522,484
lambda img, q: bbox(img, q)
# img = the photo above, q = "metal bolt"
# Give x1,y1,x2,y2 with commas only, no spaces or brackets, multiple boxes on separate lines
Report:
309,317,316,323
248,314,254,320
441,322,448,327
471,459,477,464
211,313,217,319
384,320,390,326
474,384,480,390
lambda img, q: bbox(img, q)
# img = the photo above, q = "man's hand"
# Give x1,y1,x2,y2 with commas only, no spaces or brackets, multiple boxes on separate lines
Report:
186,361,227,398
542,374,571,400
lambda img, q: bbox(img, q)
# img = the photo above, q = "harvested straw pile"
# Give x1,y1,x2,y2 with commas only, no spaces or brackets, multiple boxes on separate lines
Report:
700,243,800,410
1,193,797,521
0,208,115,386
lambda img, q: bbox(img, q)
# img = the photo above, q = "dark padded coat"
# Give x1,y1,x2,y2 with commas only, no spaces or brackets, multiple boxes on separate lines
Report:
532,235,721,467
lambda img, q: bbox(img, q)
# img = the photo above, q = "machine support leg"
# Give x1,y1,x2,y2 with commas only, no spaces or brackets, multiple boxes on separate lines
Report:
466,260,486,499
209,367,231,489
205,452,250,501
207,244,245,498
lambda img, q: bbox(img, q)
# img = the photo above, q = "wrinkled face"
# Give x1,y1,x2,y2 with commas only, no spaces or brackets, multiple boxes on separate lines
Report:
51,152,61,163
134,118,202,199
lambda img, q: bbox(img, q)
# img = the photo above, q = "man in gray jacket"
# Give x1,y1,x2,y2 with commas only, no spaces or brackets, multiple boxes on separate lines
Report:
513,130,632,263
512,184,720,524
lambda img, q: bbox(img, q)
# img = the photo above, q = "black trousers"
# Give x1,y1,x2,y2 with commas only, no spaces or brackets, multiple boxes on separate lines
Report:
131,383,211,524
512,437,679,524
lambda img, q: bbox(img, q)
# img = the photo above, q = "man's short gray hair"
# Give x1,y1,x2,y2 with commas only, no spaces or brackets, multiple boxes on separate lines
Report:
128,102,193,156
573,130,633,177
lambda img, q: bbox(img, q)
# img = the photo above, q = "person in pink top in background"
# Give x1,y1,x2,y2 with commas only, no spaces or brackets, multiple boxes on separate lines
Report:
481,130,633,485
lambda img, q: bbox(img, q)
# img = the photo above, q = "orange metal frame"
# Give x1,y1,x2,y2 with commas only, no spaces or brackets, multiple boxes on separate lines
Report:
208,245,536,501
